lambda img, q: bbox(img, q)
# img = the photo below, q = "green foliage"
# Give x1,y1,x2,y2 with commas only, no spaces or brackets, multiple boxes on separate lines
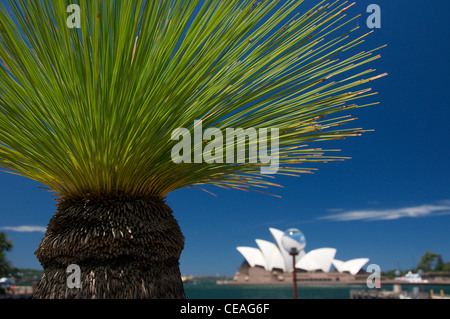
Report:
0,232,13,277
9,268,44,285
0,0,386,199
444,263,450,272
382,251,450,276
417,250,447,272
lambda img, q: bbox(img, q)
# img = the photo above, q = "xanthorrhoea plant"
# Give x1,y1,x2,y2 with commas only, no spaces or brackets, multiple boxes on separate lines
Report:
0,0,386,298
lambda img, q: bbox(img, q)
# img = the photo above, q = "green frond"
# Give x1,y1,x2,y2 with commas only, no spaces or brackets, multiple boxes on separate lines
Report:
0,0,386,198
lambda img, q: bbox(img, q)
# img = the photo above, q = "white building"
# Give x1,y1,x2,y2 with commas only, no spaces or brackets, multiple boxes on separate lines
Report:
235,227,369,279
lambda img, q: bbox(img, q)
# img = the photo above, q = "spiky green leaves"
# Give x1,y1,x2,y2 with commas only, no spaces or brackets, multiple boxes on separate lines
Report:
0,0,386,198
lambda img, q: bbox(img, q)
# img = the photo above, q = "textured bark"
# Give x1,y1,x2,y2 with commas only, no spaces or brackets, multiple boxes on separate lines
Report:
33,193,185,299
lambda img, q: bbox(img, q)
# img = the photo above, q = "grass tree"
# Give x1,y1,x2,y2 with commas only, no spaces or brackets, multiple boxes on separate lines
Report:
0,0,386,299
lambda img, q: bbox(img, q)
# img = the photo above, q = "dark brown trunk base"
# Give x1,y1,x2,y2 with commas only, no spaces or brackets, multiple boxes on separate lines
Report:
33,193,185,299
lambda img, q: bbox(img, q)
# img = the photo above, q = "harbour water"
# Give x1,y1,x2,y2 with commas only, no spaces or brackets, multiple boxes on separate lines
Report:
184,281,450,299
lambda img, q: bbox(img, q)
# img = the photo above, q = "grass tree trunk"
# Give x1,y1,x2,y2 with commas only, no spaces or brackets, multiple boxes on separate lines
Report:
33,193,185,299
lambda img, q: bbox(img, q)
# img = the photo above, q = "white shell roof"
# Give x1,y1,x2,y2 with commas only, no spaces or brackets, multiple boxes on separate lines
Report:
296,248,336,272
332,259,346,273
236,247,268,270
236,228,368,274
332,258,369,275
269,227,298,273
256,239,286,272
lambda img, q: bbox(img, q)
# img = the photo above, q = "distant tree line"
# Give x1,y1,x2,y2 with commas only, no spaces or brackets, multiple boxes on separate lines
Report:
0,233,44,294
382,250,450,278
416,250,450,272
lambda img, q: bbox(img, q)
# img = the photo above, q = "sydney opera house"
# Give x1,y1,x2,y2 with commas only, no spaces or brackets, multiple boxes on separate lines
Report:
232,228,370,284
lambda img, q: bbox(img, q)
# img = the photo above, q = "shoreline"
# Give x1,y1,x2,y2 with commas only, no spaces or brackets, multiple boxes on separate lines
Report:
216,280,450,286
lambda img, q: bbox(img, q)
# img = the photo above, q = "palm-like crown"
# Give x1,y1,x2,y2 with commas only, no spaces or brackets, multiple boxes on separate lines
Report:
0,0,386,198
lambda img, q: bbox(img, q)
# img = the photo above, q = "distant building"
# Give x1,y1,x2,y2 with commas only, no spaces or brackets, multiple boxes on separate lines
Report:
233,228,370,284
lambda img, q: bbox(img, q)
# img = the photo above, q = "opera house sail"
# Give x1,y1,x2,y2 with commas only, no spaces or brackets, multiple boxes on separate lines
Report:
233,228,370,284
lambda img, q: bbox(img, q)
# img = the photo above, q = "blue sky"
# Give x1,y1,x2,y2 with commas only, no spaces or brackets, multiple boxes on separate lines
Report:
1,0,450,276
